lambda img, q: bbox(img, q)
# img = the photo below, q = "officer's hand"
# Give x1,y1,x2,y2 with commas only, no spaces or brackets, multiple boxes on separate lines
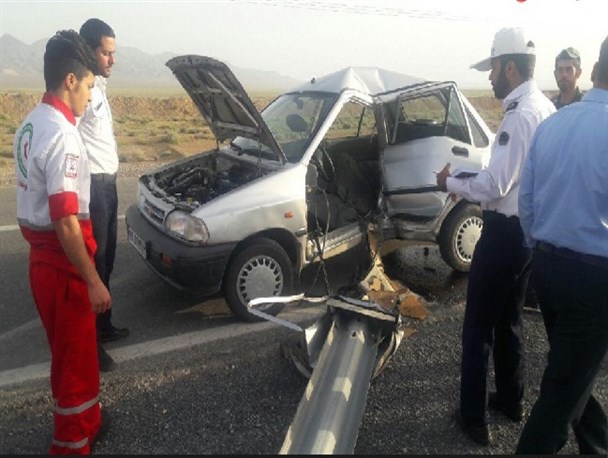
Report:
436,162,451,192
89,282,112,313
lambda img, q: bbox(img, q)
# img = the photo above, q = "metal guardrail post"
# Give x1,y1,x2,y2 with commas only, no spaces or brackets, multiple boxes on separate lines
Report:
280,298,398,455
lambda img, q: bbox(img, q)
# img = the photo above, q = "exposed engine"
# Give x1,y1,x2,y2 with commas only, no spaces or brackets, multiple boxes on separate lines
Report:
145,153,265,208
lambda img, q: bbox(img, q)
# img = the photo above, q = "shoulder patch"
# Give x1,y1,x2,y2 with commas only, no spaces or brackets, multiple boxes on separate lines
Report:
64,154,79,178
506,101,519,112
498,131,510,145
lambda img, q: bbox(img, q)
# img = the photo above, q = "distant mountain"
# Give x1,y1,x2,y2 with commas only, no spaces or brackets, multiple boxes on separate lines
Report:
0,34,302,92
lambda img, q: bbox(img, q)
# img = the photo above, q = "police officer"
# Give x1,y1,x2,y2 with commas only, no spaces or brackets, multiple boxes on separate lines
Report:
436,27,555,445
551,47,584,109
78,19,129,373
14,30,110,454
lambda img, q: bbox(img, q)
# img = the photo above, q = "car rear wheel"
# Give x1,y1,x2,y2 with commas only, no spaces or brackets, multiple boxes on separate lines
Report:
438,203,483,272
224,238,294,322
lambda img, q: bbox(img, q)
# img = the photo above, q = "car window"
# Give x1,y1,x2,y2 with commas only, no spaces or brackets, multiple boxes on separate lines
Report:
445,88,471,144
465,106,490,148
392,87,471,145
325,101,376,140
233,93,336,162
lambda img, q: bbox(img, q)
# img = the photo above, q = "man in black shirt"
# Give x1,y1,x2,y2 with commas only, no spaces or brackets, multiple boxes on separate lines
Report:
551,47,584,109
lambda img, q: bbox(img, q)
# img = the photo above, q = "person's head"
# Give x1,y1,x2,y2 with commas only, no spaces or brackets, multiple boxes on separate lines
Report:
79,18,116,78
554,47,582,94
43,30,98,116
471,27,536,100
590,35,608,89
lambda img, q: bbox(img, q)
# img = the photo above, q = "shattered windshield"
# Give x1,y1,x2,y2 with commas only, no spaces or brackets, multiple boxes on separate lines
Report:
231,93,337,163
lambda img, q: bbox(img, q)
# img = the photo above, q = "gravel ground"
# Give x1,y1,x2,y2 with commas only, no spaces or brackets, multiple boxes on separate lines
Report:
1,284,606,454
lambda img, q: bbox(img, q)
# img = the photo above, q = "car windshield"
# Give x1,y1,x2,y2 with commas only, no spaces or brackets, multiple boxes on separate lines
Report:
231,92,337,163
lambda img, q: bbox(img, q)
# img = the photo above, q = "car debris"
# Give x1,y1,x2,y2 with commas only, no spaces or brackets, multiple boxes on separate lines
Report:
249,254,428,454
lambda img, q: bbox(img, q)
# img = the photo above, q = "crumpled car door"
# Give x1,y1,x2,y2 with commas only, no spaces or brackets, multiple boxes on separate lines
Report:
381,82,486,218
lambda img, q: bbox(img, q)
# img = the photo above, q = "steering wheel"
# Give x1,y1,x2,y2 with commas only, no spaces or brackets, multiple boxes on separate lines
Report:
311,146,335,183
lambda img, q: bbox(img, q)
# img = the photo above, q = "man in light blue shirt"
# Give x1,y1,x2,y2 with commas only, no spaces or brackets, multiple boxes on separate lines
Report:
516,35,608,455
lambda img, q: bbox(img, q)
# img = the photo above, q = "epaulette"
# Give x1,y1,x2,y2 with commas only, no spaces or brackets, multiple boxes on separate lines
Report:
505,101,519,112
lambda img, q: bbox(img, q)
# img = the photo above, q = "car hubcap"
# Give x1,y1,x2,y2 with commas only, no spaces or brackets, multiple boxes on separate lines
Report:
237,255,283,306
455,216,483,263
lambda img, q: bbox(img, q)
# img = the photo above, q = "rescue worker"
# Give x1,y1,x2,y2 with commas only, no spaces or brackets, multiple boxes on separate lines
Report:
78,19,129,373
551,47,584,109
14,30,111,454
436,27,555,445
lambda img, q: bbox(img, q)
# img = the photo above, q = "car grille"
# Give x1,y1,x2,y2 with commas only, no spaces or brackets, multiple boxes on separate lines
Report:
140,198,166,227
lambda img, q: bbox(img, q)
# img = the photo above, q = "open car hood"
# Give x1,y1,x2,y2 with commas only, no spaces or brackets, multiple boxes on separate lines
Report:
166,55,286,163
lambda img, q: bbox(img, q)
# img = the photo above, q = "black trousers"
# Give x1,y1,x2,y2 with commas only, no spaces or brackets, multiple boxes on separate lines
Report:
460,212,531,426
516,248,608,454
90,174,118,334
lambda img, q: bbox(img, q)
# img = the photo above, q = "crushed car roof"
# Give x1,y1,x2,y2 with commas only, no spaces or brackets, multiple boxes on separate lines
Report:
288,66,426,97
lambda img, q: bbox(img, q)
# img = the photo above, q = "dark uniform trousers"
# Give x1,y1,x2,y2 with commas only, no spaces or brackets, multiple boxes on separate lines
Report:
460,211,531,426
90,173,118,334
516,247,608,455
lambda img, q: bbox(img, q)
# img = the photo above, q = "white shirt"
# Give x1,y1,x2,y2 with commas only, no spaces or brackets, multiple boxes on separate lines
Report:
446,80,555,217
15,96,91,230
78,76,119,175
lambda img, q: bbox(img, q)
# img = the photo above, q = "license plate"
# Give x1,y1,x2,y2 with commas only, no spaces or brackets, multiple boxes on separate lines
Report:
128,227,147,259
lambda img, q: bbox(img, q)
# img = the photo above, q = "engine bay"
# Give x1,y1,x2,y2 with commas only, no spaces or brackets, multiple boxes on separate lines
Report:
144,153,266,208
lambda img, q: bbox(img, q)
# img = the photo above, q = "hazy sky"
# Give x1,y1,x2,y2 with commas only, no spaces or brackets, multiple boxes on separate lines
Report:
1,0,606,89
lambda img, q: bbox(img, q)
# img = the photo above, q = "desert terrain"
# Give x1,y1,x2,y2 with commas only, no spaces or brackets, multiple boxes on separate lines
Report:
0,90,509,177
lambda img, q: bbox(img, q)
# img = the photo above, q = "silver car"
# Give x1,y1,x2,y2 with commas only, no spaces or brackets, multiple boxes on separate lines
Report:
126,56,492,321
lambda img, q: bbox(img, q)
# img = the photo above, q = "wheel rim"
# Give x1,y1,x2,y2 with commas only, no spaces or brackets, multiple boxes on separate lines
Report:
236,254,284,306
454,215,483,263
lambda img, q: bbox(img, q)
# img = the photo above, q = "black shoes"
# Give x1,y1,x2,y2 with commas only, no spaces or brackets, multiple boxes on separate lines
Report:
97,324,128,371
98,344,116,372
488,392,524,422
454,410,490,446
100,325,130,343
90,409,111,452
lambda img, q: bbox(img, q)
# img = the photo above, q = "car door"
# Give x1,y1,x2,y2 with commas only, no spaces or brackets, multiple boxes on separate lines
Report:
381,82,489,218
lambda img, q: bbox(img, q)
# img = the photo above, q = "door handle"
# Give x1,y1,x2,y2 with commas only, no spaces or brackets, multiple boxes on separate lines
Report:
452,146,469,157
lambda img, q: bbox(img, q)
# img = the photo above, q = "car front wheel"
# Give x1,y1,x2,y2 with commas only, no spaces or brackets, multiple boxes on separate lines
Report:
224,238,294,322
438,203,483,272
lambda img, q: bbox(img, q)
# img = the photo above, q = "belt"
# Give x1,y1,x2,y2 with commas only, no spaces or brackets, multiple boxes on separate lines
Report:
536,241,608,269
90,173,117,182
482,210,518,223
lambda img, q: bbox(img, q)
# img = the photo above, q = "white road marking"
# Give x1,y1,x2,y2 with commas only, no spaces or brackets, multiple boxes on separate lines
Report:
0,306,323,388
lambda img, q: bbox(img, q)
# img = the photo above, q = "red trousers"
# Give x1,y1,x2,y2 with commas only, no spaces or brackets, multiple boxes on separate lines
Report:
30,261,101,455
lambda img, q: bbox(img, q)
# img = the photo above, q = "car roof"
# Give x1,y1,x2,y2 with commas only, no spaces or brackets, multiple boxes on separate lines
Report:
287,66,427,97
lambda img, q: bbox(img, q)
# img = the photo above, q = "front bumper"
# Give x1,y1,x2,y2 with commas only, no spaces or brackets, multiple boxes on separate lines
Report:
125,204,236,295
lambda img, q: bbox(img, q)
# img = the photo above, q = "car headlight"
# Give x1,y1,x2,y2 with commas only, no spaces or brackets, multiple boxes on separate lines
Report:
165,210,209,244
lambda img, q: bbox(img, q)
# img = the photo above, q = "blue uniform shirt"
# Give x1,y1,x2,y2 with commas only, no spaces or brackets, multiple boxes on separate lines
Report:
519,88,608,258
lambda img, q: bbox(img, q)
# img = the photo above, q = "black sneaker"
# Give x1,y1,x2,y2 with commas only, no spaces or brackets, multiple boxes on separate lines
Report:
98,345,116,372
454,410,490,446
100,325,130,343
488,392,523,422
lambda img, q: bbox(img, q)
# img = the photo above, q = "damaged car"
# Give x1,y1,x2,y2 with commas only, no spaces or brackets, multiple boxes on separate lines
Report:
125,55,492,322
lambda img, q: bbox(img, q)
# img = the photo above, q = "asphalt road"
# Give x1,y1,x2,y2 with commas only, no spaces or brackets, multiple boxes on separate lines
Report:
0,178,606,454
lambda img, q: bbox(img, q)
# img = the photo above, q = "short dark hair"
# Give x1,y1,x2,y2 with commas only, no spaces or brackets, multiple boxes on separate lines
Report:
43,30,98,91
500,53,536,80
79,18,115,50
554,47,581,69
597,35,608,84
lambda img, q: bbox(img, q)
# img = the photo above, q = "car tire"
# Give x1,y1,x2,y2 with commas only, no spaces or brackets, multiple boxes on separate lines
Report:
438,203,483,272
224,238,294,322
